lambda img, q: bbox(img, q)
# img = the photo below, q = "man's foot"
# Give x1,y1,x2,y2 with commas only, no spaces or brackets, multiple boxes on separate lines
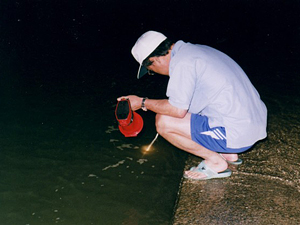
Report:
184,160,230,180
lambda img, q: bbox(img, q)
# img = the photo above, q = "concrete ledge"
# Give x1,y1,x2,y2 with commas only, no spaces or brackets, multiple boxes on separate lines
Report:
172,153,300,225
172,90,300,224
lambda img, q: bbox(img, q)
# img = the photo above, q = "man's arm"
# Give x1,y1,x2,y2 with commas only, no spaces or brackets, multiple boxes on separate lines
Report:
117,95,187,118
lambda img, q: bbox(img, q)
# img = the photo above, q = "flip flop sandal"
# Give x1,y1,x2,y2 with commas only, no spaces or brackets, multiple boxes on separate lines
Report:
183,161,232,180
219,154,243,165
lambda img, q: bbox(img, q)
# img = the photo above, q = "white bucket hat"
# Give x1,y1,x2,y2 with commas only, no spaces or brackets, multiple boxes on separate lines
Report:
131,31,167,79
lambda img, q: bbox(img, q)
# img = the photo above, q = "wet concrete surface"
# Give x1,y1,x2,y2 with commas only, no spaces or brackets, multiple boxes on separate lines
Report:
172,90,300,224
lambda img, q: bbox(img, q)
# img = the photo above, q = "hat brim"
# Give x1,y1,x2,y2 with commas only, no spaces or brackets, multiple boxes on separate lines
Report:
119,112,144,137
137,64,148,79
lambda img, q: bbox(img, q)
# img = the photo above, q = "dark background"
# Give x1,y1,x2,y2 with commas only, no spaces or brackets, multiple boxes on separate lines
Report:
1,0,299,98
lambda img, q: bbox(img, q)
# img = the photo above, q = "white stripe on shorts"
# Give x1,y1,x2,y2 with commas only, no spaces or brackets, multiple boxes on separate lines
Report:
214,128,227,140
200,131,220,140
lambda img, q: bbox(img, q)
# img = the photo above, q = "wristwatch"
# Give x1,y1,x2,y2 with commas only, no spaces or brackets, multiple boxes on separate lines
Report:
141,97,148,111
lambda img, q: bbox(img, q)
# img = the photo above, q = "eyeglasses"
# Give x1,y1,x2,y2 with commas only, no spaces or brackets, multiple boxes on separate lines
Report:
148,70,155,76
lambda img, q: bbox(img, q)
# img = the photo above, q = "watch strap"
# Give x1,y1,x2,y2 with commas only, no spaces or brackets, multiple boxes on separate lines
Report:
141,97,148,111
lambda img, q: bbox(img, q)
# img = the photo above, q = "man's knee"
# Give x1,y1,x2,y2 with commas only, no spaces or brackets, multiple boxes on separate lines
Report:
155,114,170,135
156,113,191,138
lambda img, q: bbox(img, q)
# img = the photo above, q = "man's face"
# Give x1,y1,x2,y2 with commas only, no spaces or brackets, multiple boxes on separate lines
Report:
147,52,171,76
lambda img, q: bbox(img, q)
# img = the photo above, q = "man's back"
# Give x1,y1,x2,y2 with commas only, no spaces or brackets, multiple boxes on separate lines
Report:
167,41,267,148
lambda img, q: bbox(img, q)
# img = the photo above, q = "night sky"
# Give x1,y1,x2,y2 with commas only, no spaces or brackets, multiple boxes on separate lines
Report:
1,1,300,98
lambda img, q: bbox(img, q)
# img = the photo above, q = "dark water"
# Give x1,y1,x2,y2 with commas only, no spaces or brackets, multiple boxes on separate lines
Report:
0,42,188,225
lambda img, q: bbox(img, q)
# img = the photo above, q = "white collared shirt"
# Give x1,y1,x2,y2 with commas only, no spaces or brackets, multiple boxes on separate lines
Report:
167,41,267,148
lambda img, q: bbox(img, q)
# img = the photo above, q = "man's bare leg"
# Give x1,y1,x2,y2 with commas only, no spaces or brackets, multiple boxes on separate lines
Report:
155,113,229,179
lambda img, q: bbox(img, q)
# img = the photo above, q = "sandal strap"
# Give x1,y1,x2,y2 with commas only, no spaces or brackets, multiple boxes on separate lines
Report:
192,161,217,177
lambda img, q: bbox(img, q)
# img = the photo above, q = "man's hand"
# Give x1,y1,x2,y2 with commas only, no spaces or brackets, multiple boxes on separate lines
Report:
117,95,142,111
117,95,187,118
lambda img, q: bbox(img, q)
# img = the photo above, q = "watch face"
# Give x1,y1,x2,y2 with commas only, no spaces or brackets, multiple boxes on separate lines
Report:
142,97,147,111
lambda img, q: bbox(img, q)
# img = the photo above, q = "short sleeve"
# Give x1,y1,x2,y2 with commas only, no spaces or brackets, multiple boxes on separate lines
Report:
166,63,196,110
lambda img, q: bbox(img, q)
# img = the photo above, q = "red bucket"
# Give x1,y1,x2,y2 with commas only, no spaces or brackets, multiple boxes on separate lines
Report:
115,99,143,137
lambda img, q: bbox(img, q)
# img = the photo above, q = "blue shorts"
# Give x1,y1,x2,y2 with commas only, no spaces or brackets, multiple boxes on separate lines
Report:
190,114,252,153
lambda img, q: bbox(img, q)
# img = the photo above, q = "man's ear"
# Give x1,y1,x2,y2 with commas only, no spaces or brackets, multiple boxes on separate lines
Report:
154,57,161,63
